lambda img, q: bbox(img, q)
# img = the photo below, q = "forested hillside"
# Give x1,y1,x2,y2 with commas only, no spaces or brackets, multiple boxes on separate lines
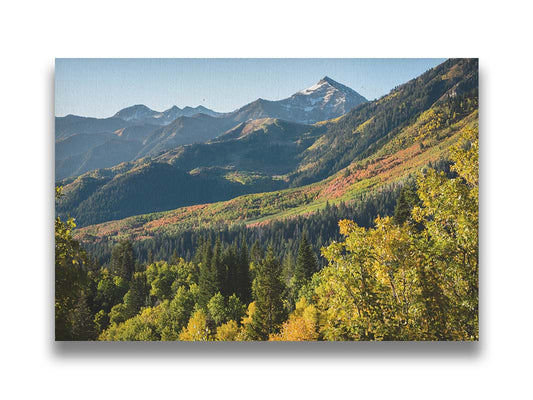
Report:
56,127,478,340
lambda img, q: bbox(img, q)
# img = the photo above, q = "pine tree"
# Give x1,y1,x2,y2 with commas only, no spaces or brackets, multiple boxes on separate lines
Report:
213,238,224,293
71,291,96,341
124,272,149,319
237,236,251,302
110,240,135,281
198,239,217,308
250,247,286,340
170,249,180,265
251,240,264,264
393,180,420,226
291,233,318,303
222,243,238,296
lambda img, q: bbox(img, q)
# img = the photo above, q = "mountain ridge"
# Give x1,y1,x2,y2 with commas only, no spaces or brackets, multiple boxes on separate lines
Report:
55,77,368,180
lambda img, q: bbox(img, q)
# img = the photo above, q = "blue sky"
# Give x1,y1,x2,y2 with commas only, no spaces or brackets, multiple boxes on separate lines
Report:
55,58,446,118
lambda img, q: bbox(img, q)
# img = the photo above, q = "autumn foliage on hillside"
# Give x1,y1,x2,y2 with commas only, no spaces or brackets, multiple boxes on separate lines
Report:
56,126,478,341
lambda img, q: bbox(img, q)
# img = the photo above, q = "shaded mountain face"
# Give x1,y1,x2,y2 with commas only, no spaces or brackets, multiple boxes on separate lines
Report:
55,115,129,140
226,76,367,124
55,105,222,179
138,113,238,158
155,118,319,175
55,123,158,180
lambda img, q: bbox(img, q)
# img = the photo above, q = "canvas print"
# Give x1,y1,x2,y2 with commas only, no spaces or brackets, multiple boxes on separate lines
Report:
55,58,478,341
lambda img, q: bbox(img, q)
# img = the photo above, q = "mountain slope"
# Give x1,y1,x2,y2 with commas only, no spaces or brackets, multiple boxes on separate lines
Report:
55,107,221,179
156,118,319,174
289,58,479,186
75,104,478,243
137,113,238,157
56,118,315,226
56,139,144,179
55,124,159,180
55,115,130,139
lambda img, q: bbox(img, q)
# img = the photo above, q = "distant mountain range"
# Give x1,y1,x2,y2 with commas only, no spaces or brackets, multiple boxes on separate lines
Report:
113,104,221,125
57,59,479,228
55,77,367,180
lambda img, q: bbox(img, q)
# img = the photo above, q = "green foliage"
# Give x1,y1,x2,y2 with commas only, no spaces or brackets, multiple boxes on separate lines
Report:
94,268,128,312
94,310,109,333
146,261,179,301
100,306,163,341
393,179,420,226
249,247,286,340
109,303,128,325
55,186,89,340
110,240,135,281
198,238,217,308
71,291,96,341
226,294,246,324
123,272,149,318
207,292,228,326
162,285,198,339
290,233,318,306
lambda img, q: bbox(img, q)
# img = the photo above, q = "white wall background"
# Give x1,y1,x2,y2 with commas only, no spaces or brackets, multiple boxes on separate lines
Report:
1,1,531,398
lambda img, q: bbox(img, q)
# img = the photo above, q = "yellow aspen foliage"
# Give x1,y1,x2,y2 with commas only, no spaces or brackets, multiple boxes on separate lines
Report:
270,297,319,341
235,302,256,340
215,320,240,341
179,309,211,341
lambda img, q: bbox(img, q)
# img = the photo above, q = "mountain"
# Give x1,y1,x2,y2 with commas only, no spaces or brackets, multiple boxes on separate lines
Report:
227,76,367,124
113,104,220,125
132,77,366,157
55,105,221,179
56,138,144,180
58,59,478,228
55,115,129,139
56,118,314,226
155,118,318,175
137,113,238,157
55,123,158,180
55,77,366,180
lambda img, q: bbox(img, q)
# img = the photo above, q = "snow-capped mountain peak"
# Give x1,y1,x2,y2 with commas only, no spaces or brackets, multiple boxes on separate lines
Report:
227,76,367,124
279,77,367,122
298,80,329,95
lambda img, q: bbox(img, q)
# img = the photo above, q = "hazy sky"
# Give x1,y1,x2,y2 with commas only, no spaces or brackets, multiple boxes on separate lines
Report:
55,58,447,118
